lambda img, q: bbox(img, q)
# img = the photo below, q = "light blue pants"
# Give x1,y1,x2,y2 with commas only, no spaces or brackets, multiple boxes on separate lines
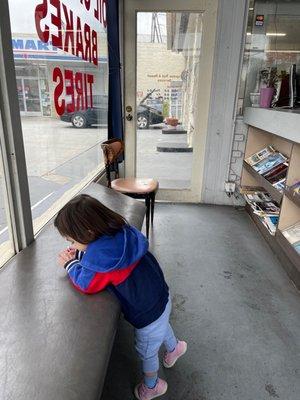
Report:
135,297,177,373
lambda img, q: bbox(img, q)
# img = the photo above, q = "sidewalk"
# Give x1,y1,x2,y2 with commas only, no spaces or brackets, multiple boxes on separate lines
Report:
137,128,192,189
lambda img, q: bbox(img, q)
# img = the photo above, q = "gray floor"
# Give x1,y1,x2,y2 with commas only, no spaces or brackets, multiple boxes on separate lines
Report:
101,203,300,400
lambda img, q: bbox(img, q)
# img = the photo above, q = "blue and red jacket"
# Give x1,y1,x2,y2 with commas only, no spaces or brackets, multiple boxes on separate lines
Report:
64,225,169,329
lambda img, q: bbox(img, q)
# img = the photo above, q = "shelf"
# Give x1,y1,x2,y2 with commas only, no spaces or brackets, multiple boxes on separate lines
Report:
244,107,300,144
277,230,300,264
243,161,283,204
284,187,300,208
276,231,300,288
246,205,300,289
243,110,300,289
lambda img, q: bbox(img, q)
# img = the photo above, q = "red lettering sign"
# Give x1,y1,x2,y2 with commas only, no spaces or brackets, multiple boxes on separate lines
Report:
53,67,65,115
53,69,95,115
35,0,49,43
35,0,102,115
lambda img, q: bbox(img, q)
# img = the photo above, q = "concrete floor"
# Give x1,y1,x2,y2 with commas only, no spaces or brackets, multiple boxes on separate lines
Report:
101,203,300,400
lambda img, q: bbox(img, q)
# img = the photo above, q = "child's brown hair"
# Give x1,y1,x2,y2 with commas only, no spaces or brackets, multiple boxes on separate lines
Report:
54,194,127,244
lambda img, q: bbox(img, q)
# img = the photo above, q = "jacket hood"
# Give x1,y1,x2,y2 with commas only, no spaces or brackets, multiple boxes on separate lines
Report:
81,225,148,272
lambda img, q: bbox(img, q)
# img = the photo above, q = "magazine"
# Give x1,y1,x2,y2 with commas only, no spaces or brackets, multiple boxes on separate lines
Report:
263,162,288,180
255,201,280,214
244,192,273,203
261,215,278,235
244,190,280,235
272,177,286,193
289,181,300,195
245,145,275,166
282,221,300,244
267,167,288,185
253,153,287,175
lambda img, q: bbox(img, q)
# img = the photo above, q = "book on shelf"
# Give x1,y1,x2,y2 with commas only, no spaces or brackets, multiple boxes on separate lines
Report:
245,145,275,166
253,153,288,175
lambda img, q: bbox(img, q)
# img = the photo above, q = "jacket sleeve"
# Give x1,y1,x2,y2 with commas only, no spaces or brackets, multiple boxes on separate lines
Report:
64,259,111,294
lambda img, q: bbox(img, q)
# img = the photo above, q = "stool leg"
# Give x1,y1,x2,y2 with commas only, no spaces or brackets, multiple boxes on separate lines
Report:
145,195,150,238
150,192,156,225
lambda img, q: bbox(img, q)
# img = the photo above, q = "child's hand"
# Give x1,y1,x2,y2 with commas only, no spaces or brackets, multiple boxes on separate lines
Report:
66,247,76,258
58,249,76,268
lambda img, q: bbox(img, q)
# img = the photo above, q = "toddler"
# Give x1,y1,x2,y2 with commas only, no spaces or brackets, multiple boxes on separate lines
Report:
55,194,187,400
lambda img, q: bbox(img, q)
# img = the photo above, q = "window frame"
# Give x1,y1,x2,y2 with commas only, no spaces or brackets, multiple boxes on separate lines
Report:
0,1,34,252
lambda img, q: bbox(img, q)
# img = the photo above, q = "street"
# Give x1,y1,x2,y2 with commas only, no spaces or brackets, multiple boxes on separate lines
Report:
0,117,192,244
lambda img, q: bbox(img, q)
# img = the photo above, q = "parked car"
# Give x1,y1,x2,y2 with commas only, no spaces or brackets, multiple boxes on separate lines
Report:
60,95,108,129
136,103,164,128
144,97,163,113
137,89,164,128
60,94,164,129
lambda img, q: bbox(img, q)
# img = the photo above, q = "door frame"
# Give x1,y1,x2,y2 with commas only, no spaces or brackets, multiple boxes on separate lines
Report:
123,0,218,202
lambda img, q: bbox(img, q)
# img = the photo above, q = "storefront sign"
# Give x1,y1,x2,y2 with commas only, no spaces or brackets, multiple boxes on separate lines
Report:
147,73,181,83
34,0,107,115
12,36,107,63
13,38,57,52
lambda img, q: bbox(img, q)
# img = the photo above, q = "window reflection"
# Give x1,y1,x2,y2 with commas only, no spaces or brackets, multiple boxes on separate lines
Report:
8,0,109,232
239,0,300,112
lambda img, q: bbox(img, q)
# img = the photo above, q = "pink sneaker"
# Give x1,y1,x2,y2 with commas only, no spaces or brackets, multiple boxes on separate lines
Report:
163,340,187,368
134,378,168,400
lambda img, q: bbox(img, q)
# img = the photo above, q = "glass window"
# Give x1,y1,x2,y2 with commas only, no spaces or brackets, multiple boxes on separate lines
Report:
239,0,300,112
136,12,203,190
8,0,108,232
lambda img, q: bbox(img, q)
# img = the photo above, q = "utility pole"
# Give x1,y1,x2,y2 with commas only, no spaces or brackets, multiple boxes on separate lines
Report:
151,13,163,43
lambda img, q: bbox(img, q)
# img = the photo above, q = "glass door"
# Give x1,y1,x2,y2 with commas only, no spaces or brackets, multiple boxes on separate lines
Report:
23,78,42,115
124,0,218,202
16,77,42,116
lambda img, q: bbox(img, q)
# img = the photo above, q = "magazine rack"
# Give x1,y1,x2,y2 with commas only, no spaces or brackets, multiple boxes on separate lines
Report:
241,107,300,289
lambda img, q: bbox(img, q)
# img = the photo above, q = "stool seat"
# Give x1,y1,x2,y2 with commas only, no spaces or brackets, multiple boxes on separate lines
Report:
111,178,158,194
101,138,158,238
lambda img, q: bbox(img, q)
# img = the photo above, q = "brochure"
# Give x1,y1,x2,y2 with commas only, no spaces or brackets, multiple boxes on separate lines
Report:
245,145,275,166
272,177,286,193
253,153,287,175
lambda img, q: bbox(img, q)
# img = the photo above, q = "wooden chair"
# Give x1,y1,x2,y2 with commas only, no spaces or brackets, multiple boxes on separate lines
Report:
101,138,159,238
